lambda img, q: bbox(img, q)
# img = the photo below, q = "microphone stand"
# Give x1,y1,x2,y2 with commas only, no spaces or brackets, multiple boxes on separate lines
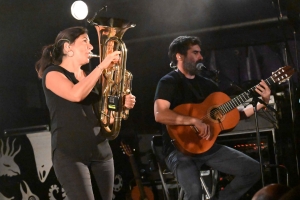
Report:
249,95,266,187
253,97,277,114
249,89,282,187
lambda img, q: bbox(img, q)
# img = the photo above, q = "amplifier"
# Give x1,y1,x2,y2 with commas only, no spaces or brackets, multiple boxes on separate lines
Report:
217,132,272,163
216,131,278,197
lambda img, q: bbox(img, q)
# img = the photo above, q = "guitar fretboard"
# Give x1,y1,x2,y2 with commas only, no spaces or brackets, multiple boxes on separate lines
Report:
218,76,274,114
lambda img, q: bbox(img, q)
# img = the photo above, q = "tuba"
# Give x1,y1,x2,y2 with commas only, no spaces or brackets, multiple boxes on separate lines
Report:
89,17,135,140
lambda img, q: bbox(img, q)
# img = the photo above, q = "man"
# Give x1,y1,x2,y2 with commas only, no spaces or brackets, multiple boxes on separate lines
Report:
154,36,271,200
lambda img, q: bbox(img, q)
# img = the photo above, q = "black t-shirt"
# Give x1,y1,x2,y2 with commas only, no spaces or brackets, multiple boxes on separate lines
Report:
42,65,109,161
154,69,221,156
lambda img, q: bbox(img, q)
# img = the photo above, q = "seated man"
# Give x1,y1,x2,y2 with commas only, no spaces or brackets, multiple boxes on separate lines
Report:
154,36,271,200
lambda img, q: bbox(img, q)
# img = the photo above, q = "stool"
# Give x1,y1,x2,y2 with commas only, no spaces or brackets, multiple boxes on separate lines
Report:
151,135,218,200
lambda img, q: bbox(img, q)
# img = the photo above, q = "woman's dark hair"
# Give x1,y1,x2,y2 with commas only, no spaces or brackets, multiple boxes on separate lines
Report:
35,26,88,78
168,36,201,66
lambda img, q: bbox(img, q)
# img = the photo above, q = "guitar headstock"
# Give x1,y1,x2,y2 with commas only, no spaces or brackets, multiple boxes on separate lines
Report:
272,66,295,84
120,141,134,157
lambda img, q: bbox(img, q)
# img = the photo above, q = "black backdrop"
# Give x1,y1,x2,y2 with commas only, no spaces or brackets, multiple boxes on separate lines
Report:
0,0,299,135
1,1,300,198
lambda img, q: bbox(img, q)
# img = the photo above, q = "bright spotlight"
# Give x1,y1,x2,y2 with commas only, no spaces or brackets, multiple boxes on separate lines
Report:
71,1,88,20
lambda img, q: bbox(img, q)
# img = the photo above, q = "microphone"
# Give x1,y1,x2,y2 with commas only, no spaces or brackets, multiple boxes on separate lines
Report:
87,5,108,24
102,5,108,12
196,63,219,75
248,91,277,114
195,63,206,70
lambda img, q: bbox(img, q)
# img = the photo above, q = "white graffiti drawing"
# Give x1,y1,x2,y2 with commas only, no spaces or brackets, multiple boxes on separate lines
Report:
20,181,39,200
48,185,59,200
0,192,14,200
113,174,123,192
48,184,68,200
61,188,68,200
0,138,21,177
26,132,52,183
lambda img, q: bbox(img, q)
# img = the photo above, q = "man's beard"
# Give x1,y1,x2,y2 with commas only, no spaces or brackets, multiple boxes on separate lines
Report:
183,59,197,75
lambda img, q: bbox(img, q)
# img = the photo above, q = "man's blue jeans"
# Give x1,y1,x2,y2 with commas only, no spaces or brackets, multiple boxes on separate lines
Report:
165,144,261,200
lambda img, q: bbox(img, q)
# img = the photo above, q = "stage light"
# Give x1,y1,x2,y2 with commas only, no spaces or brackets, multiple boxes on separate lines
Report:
71,1,88,20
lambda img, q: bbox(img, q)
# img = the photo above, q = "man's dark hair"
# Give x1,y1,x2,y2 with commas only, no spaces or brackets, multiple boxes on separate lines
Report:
168,36,201,66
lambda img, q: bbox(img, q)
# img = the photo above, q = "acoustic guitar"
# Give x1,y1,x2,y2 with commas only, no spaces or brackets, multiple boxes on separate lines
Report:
120,141,154,200
167,65,295,155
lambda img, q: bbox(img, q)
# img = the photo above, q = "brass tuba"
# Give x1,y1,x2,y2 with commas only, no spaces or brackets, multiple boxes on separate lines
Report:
89,17,135,140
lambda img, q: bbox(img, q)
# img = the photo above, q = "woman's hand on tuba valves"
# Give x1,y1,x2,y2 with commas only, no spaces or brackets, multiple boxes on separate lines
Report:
124,94,136,109
97,51,121,70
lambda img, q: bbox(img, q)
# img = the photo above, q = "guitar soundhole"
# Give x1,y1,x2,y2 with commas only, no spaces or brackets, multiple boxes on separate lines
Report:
210,108,224,121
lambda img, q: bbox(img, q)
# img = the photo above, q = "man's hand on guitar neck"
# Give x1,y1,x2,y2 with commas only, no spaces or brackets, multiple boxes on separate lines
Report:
255,80,271,104
244,80,271,117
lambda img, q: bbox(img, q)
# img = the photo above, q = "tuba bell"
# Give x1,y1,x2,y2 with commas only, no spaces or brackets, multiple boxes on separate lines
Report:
88,17,135,140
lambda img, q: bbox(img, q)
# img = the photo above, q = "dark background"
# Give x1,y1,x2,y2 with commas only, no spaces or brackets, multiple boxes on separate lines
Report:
1,0,300,192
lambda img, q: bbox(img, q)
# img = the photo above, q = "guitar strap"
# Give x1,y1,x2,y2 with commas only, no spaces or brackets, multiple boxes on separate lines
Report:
175,69,203,101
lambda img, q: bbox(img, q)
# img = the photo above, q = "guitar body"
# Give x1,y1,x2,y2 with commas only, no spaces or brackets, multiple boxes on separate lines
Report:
131,186,154,200
167,92,240,155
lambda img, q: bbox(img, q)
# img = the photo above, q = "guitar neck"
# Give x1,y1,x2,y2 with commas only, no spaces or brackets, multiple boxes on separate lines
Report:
128,155,147,198
220,76,274,114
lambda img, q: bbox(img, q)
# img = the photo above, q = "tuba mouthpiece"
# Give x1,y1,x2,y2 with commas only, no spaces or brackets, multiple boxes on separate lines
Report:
89,52,100,58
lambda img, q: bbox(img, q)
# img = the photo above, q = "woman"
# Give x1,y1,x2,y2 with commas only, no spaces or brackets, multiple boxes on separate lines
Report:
35,26,136,200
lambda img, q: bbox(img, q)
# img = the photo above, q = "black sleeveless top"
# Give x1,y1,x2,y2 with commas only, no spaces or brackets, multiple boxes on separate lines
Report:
42,65,108,161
